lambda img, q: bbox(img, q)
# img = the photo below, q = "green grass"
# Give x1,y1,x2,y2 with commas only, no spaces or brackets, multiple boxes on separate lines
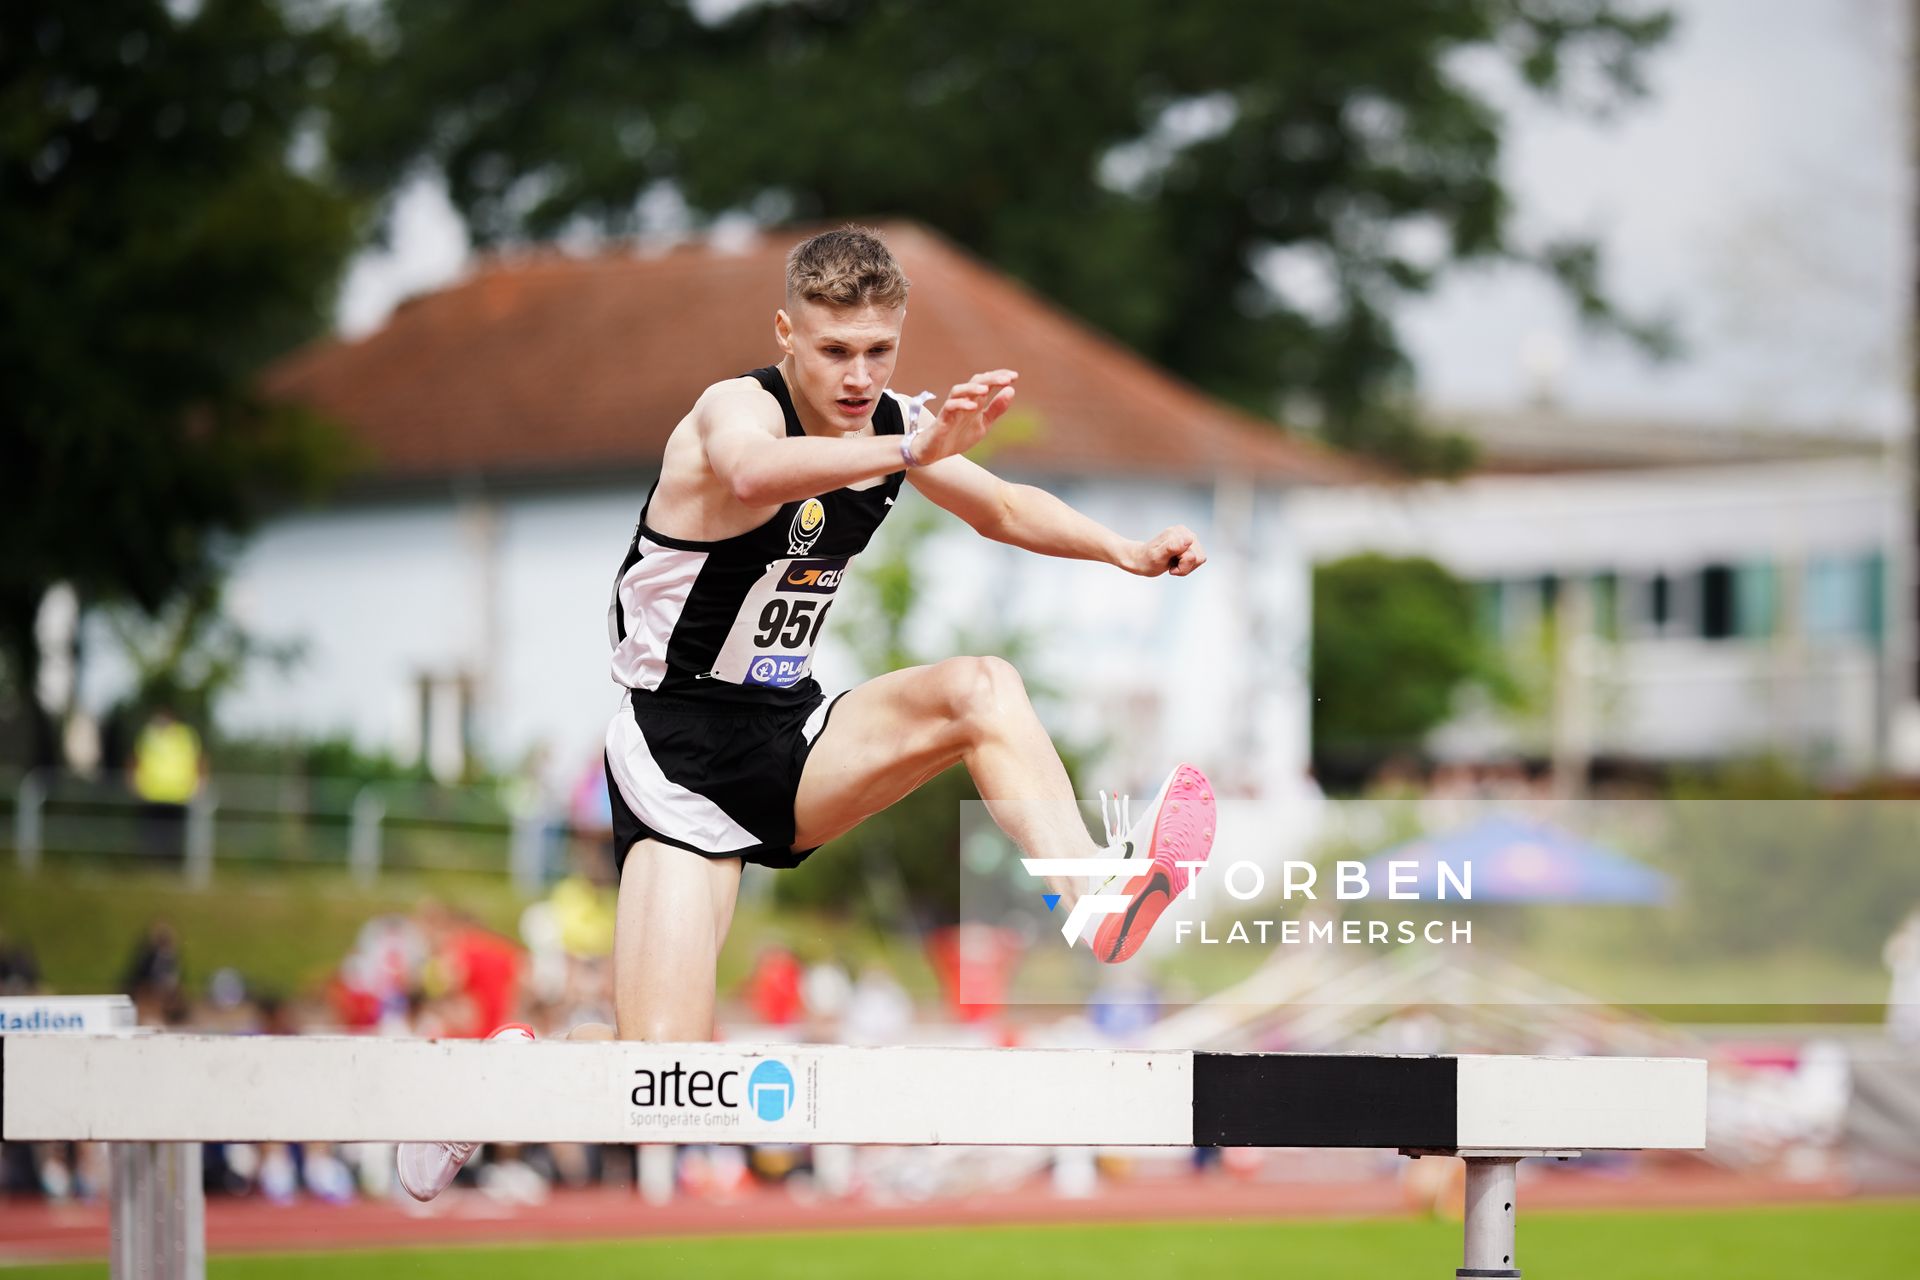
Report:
4,1202,1918,1279
0,862,942,1005
0,861,529,997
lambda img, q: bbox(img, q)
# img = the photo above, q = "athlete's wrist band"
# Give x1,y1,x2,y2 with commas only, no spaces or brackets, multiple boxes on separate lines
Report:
898,391,935,469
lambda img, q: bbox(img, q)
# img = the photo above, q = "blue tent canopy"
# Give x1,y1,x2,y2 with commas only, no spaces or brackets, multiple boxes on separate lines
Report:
1359,814,1672,905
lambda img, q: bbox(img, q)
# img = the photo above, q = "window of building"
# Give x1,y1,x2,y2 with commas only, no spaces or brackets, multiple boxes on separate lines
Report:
1475,580,1505,643
1733,563,1778,639
1590,572,1619,639
1649,572,1672,631
1865,550,1886,650
1700,564,1735,640
1803,552,1882,644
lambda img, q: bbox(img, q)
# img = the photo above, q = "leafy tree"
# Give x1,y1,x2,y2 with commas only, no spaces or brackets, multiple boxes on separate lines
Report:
332,0,1674,470
1310,553,1505,774
1,0,361,765
103,573,304,734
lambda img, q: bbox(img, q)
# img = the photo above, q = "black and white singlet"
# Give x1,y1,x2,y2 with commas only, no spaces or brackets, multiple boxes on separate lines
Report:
602,366,922,869
608,366,912,707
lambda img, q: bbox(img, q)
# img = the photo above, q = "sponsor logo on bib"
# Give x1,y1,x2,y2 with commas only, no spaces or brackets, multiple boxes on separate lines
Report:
782,556,847,593
747,654,809,687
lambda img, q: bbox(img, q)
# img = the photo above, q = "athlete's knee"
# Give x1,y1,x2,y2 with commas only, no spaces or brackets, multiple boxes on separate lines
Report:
939,655,1026,736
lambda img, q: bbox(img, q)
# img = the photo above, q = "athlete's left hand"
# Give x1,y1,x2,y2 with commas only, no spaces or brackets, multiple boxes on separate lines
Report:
1129,526,1206,577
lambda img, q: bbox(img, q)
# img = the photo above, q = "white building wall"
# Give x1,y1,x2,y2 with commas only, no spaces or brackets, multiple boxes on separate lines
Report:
220,502,479,751
1288,458,1892,575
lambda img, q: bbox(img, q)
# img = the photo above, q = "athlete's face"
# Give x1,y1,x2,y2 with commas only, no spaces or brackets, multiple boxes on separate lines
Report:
775,299,903,431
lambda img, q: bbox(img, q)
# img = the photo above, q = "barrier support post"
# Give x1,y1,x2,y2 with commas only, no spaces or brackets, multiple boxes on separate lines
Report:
1458,1155,1521,1279
111,1142,205,1280
1403,1148,1578,1280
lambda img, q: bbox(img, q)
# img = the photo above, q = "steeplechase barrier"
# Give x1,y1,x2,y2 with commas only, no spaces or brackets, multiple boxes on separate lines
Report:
1,1031,1707,1279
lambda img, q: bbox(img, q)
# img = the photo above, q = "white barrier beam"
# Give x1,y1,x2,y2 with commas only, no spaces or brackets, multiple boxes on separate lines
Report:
1,1035,1706,1152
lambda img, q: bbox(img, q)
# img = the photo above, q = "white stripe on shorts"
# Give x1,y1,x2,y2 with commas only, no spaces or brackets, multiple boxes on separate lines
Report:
801,692,839,745
604,695,759,854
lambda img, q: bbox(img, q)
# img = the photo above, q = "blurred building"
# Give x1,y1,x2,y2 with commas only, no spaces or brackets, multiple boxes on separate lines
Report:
233,222,1363,795
1290,407,1900,777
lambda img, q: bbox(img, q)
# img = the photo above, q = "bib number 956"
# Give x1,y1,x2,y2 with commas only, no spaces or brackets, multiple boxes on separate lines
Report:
755,598,831,649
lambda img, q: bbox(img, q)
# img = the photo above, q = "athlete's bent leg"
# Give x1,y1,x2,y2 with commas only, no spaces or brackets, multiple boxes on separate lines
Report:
795,656,1217,963
793,656,1098,893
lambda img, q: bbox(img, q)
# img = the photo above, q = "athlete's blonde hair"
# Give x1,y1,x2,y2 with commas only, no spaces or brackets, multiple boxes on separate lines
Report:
785,226,910,309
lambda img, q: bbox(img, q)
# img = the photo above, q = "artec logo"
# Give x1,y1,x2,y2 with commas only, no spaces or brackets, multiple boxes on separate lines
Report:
626,1056,801,1131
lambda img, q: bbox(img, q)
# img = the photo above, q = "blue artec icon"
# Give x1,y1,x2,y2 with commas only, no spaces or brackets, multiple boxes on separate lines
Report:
747,1060,794,1122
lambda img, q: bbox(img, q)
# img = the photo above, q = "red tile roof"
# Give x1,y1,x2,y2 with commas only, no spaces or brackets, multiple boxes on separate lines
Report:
265,221,1368,486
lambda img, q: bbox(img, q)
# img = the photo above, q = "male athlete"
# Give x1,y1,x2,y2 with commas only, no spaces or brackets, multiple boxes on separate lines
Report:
398,226,1216,1200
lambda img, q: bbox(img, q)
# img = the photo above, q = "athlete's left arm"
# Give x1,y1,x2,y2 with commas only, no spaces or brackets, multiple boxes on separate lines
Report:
907,455,1206,577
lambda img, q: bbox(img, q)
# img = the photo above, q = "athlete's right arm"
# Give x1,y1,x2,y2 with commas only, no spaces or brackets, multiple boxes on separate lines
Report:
698,373,1018,509
697,379,905,508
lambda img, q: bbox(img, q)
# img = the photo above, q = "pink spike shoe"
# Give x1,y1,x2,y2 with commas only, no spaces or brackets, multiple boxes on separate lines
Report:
1090,764,1216,964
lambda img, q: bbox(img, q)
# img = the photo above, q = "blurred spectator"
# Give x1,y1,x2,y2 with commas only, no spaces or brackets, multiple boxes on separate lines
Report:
122,920,183,1021
330,914,428,1032
520,841,617,1010
1088,972,1159,1045
507,739,573,882
0,932,41,994
131,707,203,861
745,946,804,1026
548,847,617,961
842,963,913,1045
801,956,852,1036
570,751,614,840
417,901,525,1038
1885,906,1920,1046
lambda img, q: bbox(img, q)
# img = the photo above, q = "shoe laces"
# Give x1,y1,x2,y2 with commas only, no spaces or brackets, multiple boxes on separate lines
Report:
1098,790,1134,850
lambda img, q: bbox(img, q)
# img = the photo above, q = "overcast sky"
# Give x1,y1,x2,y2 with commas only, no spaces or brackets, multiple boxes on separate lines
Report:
336,0,1911,437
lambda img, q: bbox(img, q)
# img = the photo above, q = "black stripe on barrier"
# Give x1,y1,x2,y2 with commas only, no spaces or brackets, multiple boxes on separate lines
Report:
1191,1052,1457,1148
0,1037,8,1142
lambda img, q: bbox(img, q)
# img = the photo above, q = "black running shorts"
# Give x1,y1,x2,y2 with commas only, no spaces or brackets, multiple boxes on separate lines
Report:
603,688,846,871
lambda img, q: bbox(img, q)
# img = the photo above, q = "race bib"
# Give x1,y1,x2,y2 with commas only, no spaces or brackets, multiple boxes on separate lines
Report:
708,556,848,688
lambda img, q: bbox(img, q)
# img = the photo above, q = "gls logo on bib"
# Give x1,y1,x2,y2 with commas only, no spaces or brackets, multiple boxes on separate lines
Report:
788,498,827,555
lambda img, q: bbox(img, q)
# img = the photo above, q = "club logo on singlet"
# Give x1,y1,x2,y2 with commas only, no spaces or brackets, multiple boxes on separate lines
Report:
788,498,827,555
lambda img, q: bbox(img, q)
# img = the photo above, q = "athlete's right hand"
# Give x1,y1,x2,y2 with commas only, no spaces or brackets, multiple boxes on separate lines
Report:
911,369,1018,465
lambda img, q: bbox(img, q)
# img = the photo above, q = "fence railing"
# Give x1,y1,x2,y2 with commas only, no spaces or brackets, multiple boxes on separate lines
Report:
3,768,552,893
